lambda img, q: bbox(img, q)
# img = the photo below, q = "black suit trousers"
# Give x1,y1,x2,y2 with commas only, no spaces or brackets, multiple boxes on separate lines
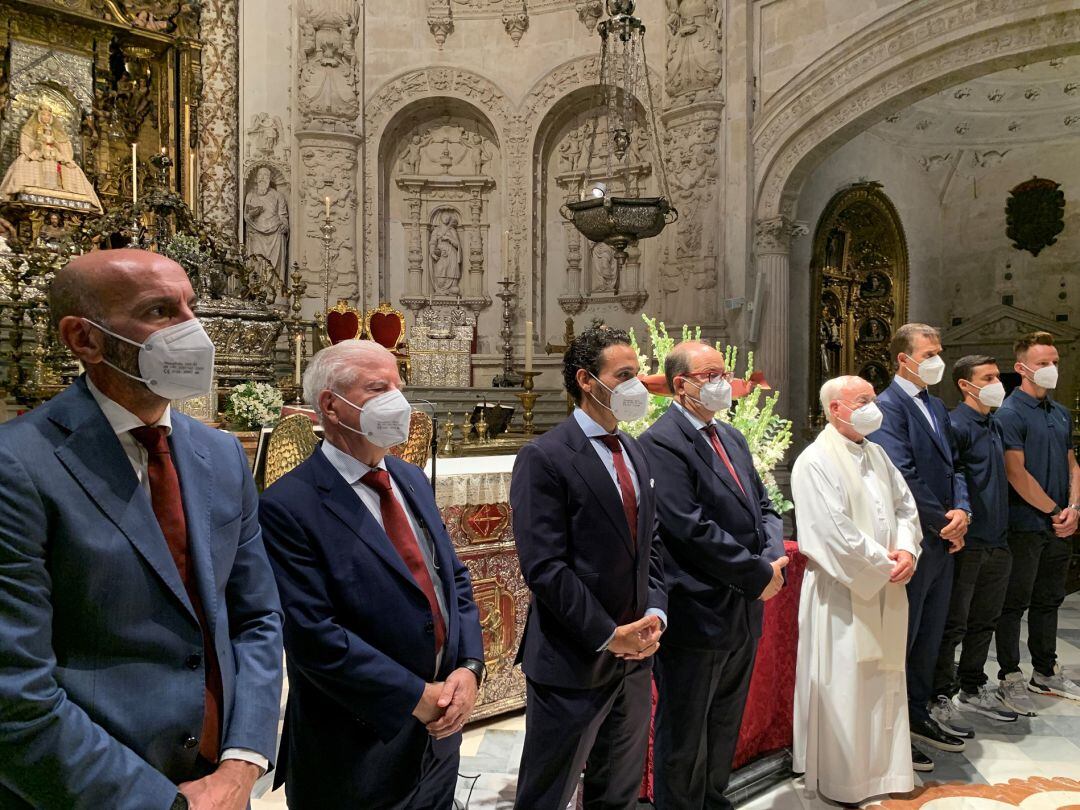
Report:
653,636,758,810
515,665,651,810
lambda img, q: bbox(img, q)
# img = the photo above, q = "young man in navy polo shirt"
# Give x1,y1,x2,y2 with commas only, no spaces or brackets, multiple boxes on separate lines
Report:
995,331,1080,714
931,355,1016,733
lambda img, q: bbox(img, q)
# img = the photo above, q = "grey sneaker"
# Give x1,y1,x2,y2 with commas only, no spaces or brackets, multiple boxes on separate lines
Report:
930,694,975,738
958,685,1018,722
998,671,1039,717
1029,665,1080,702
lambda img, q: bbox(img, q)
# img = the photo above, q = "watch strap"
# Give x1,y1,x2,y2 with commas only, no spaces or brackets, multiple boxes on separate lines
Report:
460,658,485,687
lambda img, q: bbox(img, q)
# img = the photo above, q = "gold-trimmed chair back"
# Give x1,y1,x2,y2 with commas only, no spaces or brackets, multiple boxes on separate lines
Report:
388,410,432,468
264,413,319,489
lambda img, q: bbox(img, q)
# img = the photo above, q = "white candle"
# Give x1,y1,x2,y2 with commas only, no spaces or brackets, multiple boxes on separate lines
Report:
184,103,190,139
525,320,533,373
293,333,303,385
503,230,510,280
131,143,138,203
189,153,196,208
324,196,331,219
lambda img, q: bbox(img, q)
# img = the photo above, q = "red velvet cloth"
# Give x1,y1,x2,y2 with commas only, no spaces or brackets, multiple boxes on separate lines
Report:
640,540,805,800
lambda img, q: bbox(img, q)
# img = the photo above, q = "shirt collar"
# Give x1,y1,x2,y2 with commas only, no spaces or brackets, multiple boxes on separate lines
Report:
672,400,715,433
573,407,617,439
86,375,172,437
893,374,924,399
1009,388,1049,410
956,401,990,424
320,439,386,485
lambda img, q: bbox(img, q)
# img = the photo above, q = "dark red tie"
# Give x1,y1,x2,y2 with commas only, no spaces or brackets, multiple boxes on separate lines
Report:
130,426,222,763
597,434,638,542
361,469,446,653
705,424,747,498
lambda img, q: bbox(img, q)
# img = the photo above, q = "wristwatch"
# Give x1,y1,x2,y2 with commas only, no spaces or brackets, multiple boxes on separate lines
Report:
1048,505,1063,518
171,794,189,810
460,658,486,687
964,511,973,525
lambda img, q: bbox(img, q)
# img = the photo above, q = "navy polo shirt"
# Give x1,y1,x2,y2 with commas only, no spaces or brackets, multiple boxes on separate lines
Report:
949,403,1008,548
995,388,1074,533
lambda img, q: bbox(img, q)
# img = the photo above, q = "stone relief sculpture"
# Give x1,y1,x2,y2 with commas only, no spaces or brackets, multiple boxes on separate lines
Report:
591,242,618,292
665,0,722,100
394,125,494,177
247,113,283,159
244,166,290,279
298,0,361,126
469,131,492,175
0,105,103,212
430,212,463,296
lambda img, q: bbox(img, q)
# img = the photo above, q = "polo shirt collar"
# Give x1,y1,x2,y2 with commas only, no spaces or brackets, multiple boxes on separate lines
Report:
956,401,990,424
1009,388,1052,410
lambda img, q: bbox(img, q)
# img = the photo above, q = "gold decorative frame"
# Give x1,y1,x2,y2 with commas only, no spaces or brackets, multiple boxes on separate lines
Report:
364,300,407,349
263,413,319,489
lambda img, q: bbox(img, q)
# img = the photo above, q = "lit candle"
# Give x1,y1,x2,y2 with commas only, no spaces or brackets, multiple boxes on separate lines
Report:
525,320,533,373
503,230,510,280
160,146,167,156
184,103,190,138
189,153,196,207
294,332,303,385
131,143,138,204
324,196,331,219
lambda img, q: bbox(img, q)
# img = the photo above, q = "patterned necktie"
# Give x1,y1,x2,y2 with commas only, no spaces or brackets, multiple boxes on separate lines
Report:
130,425,222,762
361,468,446,653
916,389,939,433
596,434,638,542
704,424,747,498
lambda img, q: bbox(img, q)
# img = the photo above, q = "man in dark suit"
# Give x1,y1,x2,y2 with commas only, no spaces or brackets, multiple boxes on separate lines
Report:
639,340,788,810
259,340,484,809
0,249,283,809
869,323,970,772
511,324,667,810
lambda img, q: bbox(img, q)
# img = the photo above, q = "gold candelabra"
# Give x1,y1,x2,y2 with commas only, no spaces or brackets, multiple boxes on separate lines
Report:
514,370,541,435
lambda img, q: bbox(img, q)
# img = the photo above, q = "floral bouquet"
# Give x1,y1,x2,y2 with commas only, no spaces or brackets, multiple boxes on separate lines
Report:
622,314,794,513
225,381,283,430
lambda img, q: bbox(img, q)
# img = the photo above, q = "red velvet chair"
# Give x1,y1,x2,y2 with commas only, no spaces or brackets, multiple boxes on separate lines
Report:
325,298,363,345
364,301,410,383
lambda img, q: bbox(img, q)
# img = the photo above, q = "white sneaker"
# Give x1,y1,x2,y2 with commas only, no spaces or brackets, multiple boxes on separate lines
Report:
998,671,1039,717
1029,665,1080,702
957,685,1018,722
930,694,975,738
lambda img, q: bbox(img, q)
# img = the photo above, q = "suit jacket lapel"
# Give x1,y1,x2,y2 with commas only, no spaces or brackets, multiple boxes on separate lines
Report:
49,382,196,621
170,416,218,629
566,420,636,556
673,409,754,516
894,385,950,462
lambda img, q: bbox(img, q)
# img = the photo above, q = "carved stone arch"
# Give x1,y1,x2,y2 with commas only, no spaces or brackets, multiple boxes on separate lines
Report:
361,67,515,308
753,0,1080,222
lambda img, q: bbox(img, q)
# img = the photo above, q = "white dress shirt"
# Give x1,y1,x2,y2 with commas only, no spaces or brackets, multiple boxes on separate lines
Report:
320,440,449,673
86,378,268,774
893,374,937,432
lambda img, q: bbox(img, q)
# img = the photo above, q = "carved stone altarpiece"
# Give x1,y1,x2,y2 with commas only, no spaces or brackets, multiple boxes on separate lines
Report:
409,305,477,387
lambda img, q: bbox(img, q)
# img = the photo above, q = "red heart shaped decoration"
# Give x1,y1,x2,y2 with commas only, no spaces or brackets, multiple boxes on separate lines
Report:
326,309,360,344
369,311,403,348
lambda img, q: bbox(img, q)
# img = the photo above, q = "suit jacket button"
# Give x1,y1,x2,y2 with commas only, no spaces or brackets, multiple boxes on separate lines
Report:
183,736,199,750
425,621,434,634
185,654,202,670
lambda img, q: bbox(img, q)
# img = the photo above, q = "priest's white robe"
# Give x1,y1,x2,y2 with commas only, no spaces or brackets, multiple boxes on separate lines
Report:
791,426,922,804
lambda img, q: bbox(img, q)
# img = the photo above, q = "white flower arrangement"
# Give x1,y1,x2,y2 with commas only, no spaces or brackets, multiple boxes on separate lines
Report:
225,381,283,430
623,314,794,513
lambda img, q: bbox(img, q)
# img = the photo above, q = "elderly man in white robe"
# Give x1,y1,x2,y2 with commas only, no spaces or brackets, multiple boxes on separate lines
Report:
792,375,923,806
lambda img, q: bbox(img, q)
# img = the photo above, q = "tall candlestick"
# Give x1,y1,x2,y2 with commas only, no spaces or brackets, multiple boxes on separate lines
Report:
293,332,303,385
131,143,138,203
324,196,331,219
525,320,534,373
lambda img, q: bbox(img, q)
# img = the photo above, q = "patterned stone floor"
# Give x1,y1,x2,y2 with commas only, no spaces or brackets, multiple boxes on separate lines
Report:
253,592,1080,809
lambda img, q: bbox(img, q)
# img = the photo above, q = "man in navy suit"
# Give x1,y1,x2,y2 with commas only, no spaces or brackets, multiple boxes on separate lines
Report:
259,340,484,810
511,324,667,810
869,323,970,772
0,249,283,809
639,340,787,810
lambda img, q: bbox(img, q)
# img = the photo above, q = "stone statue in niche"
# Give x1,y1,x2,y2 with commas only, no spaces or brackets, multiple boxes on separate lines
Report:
430,212,463,296
468,132,492,176
0,104,102,212
591,243,618,292
558,124,585,172
298,1,361,124
248,113,283,159
399,135,424,174
665,0,722,99
244,167,290,279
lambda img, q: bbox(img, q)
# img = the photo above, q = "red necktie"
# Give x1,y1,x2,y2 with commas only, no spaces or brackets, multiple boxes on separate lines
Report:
597,434,638,542
130,426,222,763
704,424,747,498
361,469,446,653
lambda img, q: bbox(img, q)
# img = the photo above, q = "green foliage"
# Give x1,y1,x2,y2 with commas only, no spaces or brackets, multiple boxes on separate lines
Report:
624,314,794,513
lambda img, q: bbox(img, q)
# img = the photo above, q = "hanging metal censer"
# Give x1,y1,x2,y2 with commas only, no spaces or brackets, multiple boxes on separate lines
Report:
560,0,677,294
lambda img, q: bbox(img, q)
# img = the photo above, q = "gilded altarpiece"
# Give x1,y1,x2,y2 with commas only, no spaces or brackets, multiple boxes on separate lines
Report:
808,184,909,423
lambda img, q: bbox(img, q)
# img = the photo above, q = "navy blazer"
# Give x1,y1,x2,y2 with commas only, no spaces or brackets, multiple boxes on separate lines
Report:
639,406,785,650
510,415,667,690
0,378,283,809
869,380,970,546
258,447,484,801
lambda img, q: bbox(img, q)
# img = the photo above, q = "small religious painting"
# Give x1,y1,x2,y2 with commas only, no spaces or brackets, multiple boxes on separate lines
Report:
860,362,890,393
1006,177,1065,257
859,272,890,298
824,228,847,271
859,317,889,344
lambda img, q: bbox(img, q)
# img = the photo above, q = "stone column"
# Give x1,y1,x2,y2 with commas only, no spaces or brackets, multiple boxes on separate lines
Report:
468,188,485,299
198,0,240,235
753,216,808,415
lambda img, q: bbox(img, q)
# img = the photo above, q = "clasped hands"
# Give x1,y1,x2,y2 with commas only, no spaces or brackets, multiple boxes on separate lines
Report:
412,667,479,740
1051,506,1079,538
940,509,968,553
758,555,790,602
178,760,262,810
608,614,664,661
887,549,916,585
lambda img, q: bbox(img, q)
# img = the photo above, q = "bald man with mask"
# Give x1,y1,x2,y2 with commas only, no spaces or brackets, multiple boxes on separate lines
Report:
0,249,283,809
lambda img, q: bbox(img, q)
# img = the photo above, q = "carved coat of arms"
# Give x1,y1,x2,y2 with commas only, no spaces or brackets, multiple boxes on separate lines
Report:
1006,177,1065,257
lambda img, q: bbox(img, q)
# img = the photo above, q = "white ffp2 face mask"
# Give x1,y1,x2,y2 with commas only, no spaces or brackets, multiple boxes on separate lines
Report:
840,401,884,436
966,380,1006,408
909,353,945,386
86,317,215,401
589,373,650,423
1021,363,1059,390
332,389,412,448
685,377,732,412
